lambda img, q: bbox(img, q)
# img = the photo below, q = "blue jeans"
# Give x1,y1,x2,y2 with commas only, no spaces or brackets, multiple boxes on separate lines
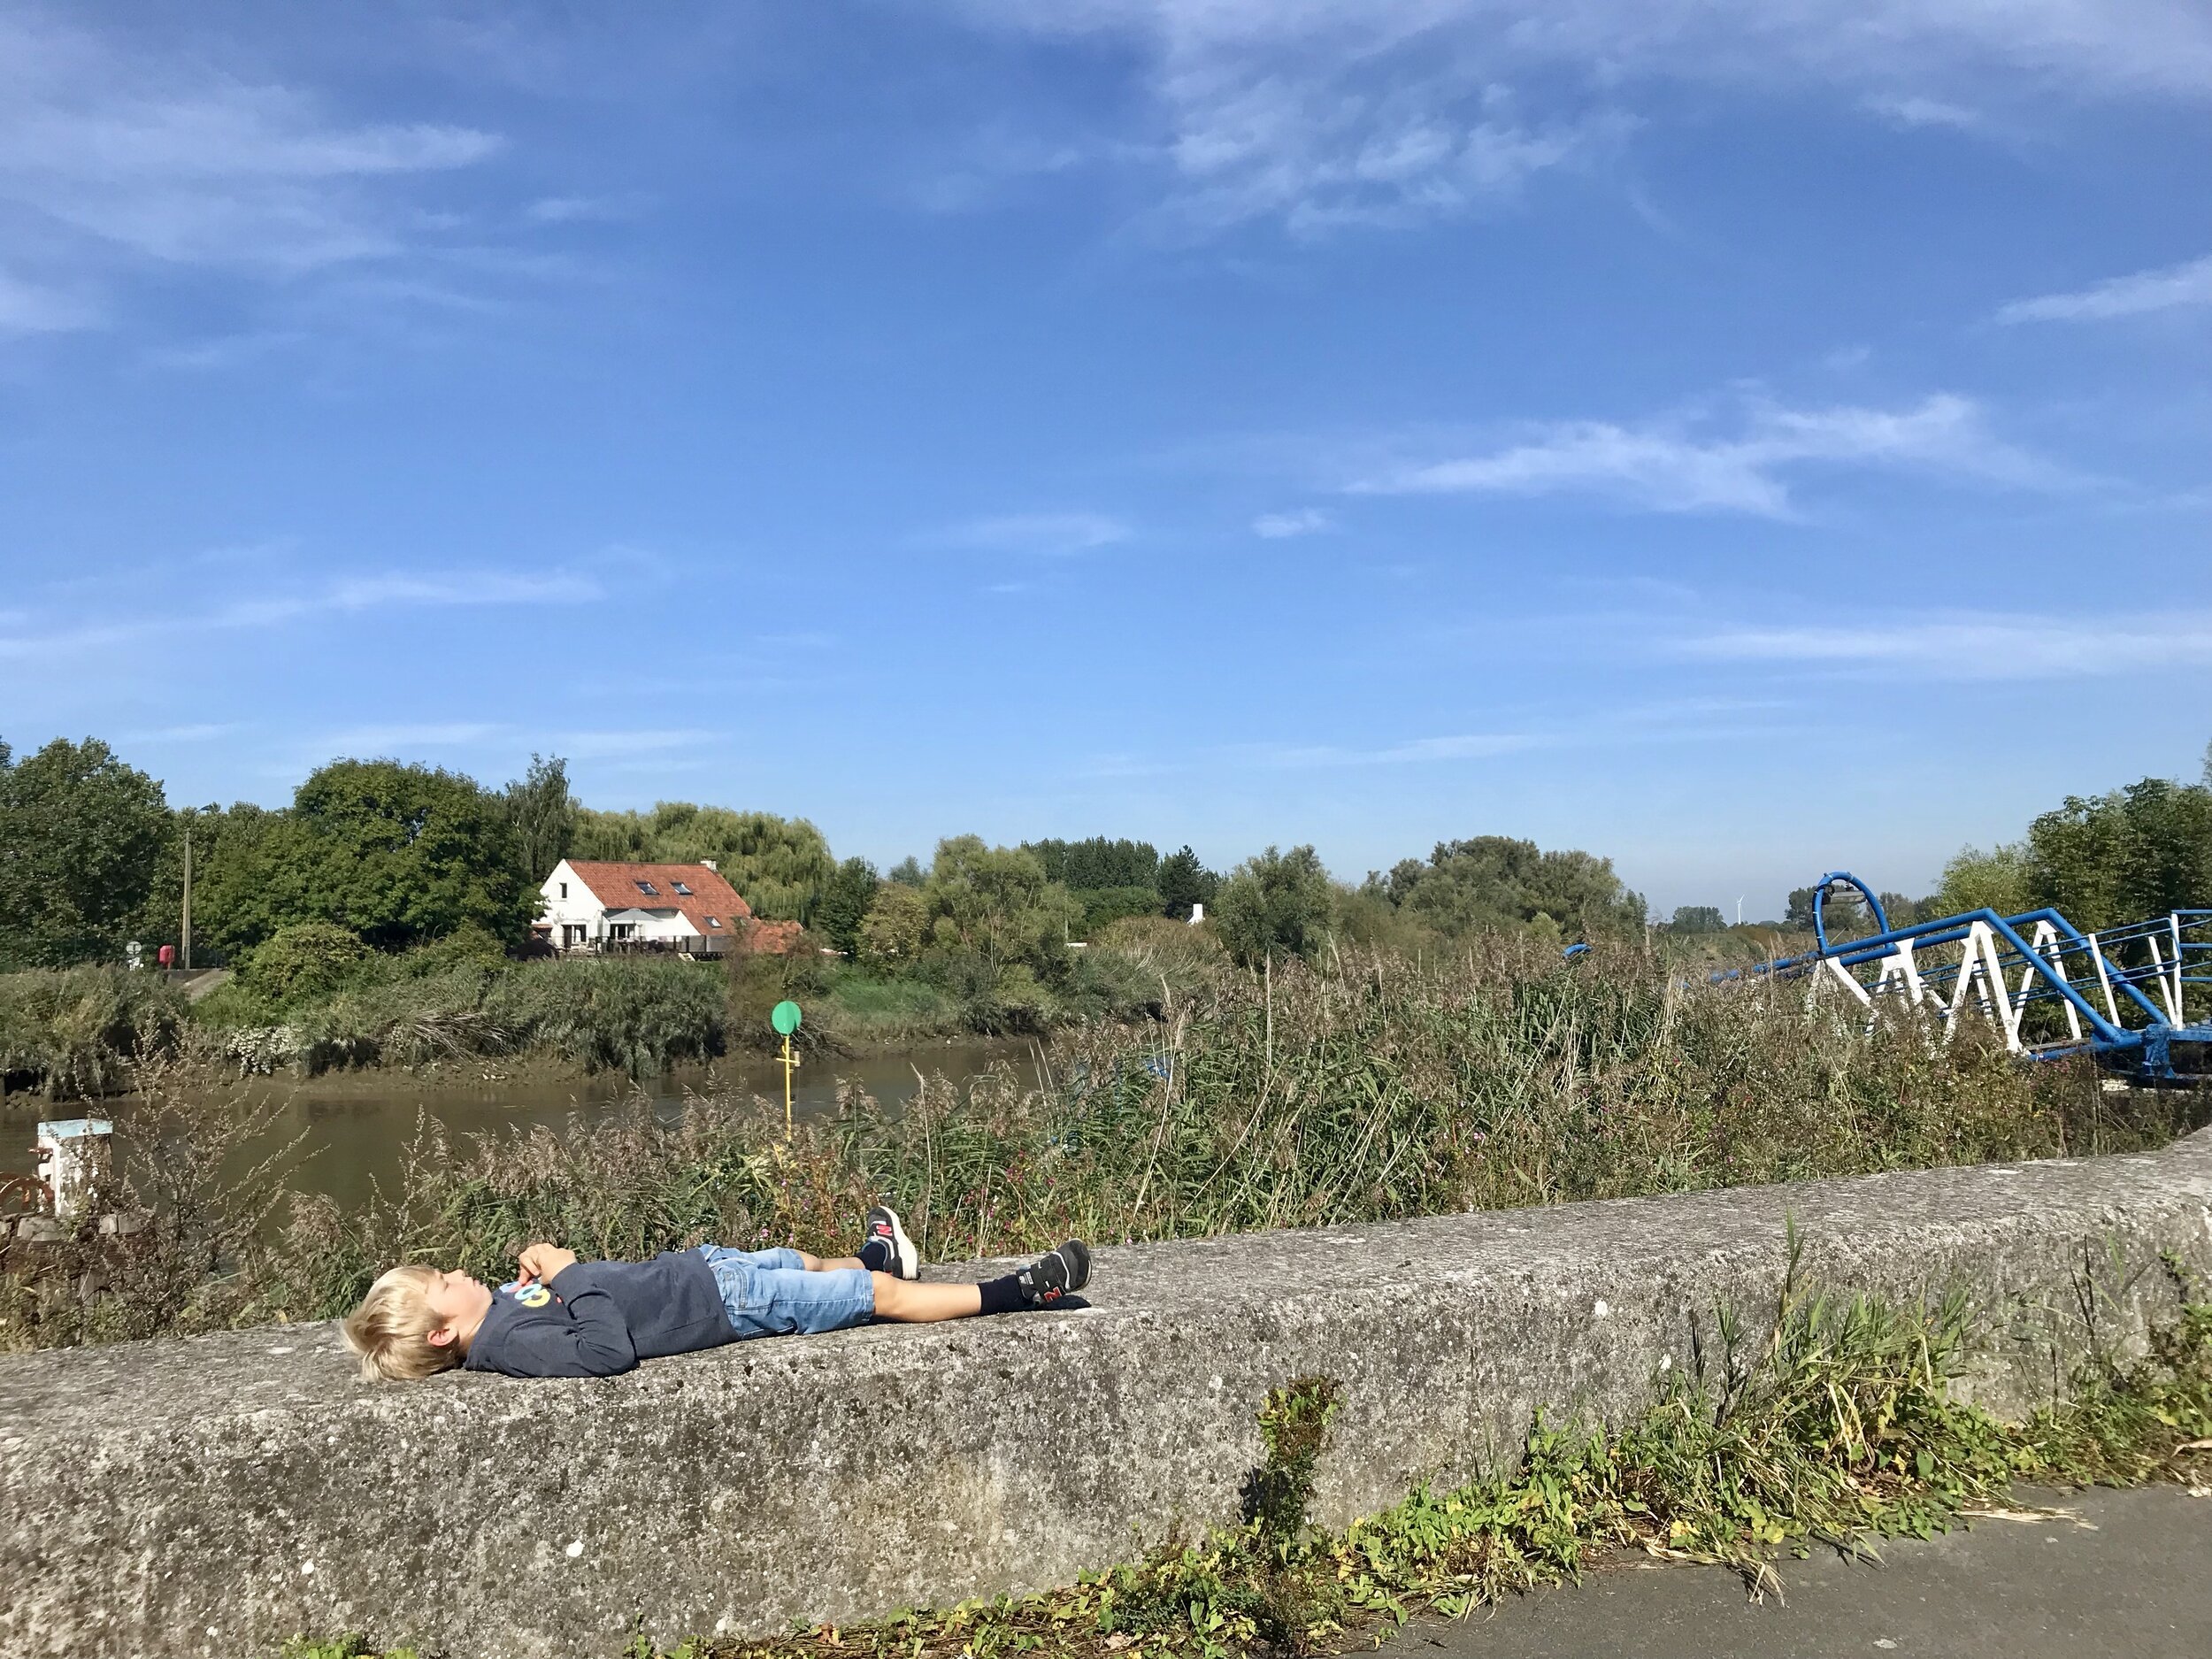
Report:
697,1245,875,1340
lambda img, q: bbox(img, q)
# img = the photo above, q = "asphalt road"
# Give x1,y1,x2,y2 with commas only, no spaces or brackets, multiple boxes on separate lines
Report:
1402,1485,2212,1659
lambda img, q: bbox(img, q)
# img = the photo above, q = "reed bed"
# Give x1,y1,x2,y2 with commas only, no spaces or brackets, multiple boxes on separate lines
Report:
9,936,2193,1353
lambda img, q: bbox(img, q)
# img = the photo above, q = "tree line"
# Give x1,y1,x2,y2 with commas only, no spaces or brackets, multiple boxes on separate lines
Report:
4,731,2204,984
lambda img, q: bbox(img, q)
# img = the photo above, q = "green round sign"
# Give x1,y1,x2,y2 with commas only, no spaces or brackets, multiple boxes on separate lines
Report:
771,1000,803,1036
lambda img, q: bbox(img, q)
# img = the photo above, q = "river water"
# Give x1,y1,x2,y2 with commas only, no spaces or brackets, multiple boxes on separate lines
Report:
0,1039,1035,1210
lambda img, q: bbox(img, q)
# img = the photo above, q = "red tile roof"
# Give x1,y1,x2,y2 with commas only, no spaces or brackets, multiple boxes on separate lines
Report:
565,860,756,940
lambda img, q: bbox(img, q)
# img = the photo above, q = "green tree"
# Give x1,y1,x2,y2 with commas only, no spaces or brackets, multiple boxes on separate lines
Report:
919,836,1082,975
815,856,880,957
1023,836,1160,890
1785,880,1872,936
503,754,576,886
235,760,534,953
571,803,834,921
2024,777,2212,930
1784,886,1819,930
1669,905,1726,933
1385,836,1645,941
1213,845,1334,967
1933,843,2037,920
1156,845,1218,920
856,882,929,968
0,737,171,968
1875,891,1923,928
886,855,926,887
180,802,288,962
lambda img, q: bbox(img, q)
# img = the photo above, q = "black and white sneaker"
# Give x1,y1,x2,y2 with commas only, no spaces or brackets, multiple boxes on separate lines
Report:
1016,1240,1091,1308
858,1205,918,1279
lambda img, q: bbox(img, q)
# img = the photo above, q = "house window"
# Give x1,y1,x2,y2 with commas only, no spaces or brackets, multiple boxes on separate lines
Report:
705,916,722,929
559,882,568,899
672,880,693,896
635,880,659,896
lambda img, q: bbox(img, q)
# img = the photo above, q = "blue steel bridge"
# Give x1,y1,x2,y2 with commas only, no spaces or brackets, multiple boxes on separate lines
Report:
1716,872,2212,1081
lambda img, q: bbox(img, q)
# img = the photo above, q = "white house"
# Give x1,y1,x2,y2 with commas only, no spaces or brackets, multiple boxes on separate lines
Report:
534,859,759,956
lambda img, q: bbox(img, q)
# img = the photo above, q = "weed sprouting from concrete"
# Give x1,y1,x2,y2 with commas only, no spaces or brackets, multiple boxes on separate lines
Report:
1245,1377,1342,1555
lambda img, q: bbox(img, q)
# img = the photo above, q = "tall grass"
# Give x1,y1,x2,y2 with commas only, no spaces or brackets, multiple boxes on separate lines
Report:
215,956,730,1079
0,967,186,1100
6,940,2197,1354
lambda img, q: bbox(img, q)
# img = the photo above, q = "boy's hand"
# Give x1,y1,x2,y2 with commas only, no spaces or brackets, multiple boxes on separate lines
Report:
516,1242,580,1286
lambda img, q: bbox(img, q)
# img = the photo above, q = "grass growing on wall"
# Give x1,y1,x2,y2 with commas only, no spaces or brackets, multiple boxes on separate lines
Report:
282,1260,2212,1659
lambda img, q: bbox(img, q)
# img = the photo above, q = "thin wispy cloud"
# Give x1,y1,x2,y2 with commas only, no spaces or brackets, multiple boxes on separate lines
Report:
121,722,242,744
1252,508,1333,538
0,265,95,333
1677,612,2212,679
555,728,719,759
1241,733,1540,769
1225,694,1794,773
1995,253,2212,323
971,1,2212,237
933,511,1132,555
0,4,509,337
1354,393,2047,517
524,195,636,224
319,722,503,756
0,567,600,661
1866,95,1984,131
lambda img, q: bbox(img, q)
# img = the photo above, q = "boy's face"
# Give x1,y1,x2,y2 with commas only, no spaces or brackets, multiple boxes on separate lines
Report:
424,1267,495,1350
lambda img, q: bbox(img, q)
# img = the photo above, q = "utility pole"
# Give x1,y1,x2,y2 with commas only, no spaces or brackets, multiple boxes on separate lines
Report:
180,823,193,972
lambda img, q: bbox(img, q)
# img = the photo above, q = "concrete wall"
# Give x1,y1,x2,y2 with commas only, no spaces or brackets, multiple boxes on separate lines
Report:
4,1128,2209,1659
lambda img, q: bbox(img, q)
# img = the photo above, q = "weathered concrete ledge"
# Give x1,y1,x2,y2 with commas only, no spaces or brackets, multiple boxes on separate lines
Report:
5,1128,2211,1659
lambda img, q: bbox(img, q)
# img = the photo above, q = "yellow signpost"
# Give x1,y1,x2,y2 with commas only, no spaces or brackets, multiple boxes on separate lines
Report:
772,1000,803,1139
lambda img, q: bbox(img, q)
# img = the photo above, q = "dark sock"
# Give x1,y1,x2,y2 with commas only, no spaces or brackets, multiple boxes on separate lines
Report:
978,1273,1026,1316
858,1236,891,1272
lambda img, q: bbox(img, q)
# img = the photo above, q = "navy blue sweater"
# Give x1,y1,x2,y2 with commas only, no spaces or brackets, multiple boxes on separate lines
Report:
462,1249,733,1378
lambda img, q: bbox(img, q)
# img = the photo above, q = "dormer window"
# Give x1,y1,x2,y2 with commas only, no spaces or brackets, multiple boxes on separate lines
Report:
704,916,723,929
672,880,693,896
635,879,659,896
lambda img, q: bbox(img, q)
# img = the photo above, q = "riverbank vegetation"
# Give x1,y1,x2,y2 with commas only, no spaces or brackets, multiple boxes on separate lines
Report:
0,732,2204,1104
4,936,2203,1353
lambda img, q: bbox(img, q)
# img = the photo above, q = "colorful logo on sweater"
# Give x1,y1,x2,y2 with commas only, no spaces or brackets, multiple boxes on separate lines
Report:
499,1280,553,1309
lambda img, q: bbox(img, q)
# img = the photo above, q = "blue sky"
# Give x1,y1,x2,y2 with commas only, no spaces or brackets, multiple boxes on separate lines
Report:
2,1,2208,918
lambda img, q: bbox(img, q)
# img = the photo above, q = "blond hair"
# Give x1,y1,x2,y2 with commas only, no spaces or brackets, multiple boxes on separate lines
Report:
342,1264,464,1382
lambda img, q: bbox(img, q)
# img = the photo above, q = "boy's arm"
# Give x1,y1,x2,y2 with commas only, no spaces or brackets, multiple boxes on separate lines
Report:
483,1266,638,1378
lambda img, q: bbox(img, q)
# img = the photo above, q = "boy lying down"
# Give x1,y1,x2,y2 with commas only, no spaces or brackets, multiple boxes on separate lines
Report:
342,1206,1089,1380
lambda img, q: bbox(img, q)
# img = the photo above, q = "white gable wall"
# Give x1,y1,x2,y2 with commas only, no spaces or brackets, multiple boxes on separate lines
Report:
539,860,708,950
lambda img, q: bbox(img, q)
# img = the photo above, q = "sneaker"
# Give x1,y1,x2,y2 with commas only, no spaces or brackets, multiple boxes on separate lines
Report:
859,1205,918,1279
1016,1240,1091,1308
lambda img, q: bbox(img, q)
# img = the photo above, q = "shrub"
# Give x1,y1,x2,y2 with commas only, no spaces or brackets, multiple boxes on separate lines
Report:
243,922,373,1009
1074,885,1164,935
398,923,510,977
